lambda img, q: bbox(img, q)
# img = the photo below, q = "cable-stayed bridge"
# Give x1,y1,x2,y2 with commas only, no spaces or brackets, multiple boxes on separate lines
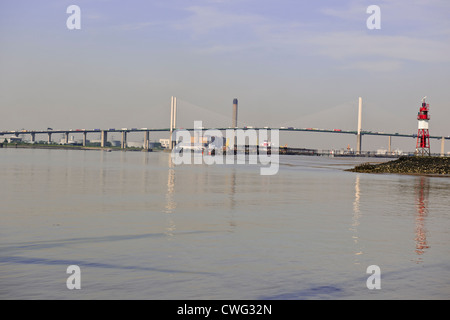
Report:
1,96,449,154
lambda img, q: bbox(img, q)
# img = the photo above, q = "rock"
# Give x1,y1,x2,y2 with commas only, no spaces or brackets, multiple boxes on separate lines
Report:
346,156,450,175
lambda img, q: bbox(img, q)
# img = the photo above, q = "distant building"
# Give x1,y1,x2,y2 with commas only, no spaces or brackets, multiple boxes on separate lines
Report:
60,136,81,145
110,140,121,147
159,139,170,149
377,148,404,156
149,142,162,149
7,136,22,143
127,141,143,148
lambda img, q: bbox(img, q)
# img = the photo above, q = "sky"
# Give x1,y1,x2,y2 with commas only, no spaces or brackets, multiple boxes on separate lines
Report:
1,0,449,151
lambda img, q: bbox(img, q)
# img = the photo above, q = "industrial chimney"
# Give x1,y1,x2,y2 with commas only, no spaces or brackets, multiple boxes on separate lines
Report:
232,98,238,128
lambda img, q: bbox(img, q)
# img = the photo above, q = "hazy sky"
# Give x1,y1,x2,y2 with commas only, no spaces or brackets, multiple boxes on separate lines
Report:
1,0,449,151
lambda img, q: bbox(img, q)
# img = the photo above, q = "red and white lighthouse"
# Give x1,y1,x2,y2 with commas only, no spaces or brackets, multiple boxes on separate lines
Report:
415,97,431,156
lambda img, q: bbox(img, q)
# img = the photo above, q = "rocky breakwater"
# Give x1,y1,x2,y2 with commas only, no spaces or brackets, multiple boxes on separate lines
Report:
347,156,450,176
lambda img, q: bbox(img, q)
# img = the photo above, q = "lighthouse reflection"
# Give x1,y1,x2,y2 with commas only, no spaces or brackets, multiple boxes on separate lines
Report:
414,176,430,262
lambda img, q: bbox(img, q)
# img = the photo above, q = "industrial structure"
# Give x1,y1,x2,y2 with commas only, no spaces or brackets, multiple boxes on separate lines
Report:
415,97,431,156
232,98,238,150
232,98,238,128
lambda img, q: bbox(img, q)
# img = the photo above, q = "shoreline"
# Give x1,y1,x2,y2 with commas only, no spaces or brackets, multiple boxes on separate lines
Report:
0,144,155,152
346,156,450,176
0,143,402,156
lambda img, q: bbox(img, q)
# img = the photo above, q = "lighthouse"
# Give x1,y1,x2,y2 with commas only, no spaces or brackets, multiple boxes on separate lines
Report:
415,97,431,156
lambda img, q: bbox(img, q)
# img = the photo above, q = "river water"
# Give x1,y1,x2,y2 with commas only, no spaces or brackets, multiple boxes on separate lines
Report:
1,148,449,299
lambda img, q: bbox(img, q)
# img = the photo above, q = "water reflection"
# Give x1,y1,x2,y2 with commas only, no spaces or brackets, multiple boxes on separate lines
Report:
414,176,430,262
164,155,177,237
227,169,237,231
351,174,363,263
100,151,107,194
142,153,150,193
165,155,177,214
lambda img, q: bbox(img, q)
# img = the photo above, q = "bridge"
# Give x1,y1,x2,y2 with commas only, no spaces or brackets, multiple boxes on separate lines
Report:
1,127,448,153
1,96,449,155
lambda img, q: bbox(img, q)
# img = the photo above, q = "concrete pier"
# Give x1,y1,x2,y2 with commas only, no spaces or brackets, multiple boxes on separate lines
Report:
48,133,52,144
101,130,108,147
144,131,150,151
83,132,87,147
30,133,36,143
441,137,445,156
121,131,127,149
388,136,392,154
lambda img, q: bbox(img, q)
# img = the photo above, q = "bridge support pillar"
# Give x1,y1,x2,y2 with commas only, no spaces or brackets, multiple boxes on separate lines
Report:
388,136,392,154
356,134,362,155
144,131,150,151
121,131,127,149
48,133,52,144
83,132,87,146
441,137,445,157
101,130,108,147
30,133,36,143
64,132,69,144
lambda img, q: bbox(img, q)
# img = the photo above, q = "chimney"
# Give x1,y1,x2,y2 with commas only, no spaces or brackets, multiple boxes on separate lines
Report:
232,98,238,128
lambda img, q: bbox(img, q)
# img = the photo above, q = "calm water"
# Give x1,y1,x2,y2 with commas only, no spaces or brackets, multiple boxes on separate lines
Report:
1,148,449,299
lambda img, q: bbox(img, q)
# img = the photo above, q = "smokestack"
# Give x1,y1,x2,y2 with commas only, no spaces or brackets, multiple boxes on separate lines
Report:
170,96,174,133
232,98,238,128
356,97,362,154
